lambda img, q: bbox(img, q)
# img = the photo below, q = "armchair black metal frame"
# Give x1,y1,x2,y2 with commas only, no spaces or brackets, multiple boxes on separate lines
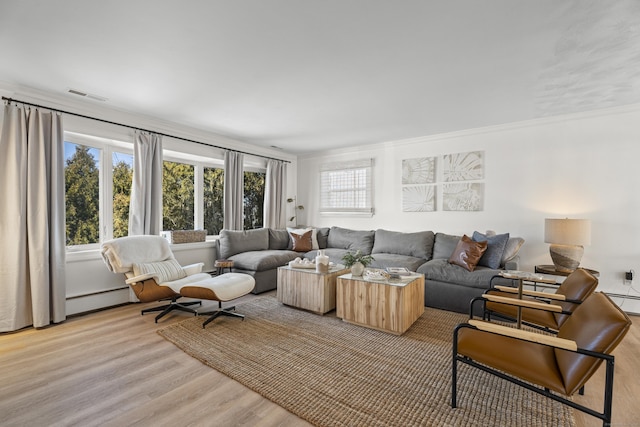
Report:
452,322,615,426
453,292,631,427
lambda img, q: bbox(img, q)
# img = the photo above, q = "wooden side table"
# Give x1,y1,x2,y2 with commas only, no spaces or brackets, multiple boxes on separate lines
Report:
277,265,349,314
336,273,425,335
214,259,234,275
535,265,599,277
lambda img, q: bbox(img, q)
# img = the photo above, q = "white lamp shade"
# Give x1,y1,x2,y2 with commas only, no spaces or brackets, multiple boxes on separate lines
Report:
544,218,591,246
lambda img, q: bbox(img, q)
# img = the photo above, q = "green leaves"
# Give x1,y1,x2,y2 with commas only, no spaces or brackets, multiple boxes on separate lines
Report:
341,250,374,268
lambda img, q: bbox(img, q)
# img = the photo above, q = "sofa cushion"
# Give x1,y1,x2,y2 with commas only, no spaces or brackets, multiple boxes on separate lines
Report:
369,253,427,271
372,229,435,260
291,230,313,252
432,233,462,259
269,229,290,250
472,231,509,269
418,259,501,289
287,227,319,250
133,259,186,284
317,227,330,249
327,227,375,254
218,228,269,259
448,235,487,272
229,250,300,272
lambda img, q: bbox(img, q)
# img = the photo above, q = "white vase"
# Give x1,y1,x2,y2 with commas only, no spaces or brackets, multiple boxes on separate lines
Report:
315,249,329,273
350,262,364,276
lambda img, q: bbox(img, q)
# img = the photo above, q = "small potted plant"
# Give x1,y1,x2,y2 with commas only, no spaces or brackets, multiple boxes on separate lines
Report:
341,250,374,276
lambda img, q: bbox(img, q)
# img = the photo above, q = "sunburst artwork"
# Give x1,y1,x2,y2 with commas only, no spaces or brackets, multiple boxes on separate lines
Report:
442,151,484,182
442,183,484,211
402,157,436,184
402,185,436,212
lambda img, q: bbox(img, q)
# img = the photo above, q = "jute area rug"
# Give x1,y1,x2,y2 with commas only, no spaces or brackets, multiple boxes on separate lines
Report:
158,297,575,427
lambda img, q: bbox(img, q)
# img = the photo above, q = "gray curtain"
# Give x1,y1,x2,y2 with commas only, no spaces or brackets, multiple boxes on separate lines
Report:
263,159,286,229
0,103,66,332
129,131,163,235
223,150,244,230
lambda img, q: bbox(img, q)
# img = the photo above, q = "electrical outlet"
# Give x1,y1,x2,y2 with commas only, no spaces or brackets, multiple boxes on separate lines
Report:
625,271,633,281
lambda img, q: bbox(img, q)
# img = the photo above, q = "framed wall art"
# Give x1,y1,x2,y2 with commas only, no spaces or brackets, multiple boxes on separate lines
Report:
402,185,436,212
442,151,484,182
442,183,484,211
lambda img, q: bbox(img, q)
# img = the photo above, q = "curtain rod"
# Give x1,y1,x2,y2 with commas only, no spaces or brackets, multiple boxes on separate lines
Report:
2,96,291,164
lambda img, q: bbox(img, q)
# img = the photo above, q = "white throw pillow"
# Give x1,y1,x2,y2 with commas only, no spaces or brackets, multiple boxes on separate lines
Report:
133,259,187,284
287,227,319,250
501,237,525,265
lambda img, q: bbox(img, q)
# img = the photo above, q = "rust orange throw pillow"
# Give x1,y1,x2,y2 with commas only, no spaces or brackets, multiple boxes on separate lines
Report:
291,230,313,252
448,234,488,272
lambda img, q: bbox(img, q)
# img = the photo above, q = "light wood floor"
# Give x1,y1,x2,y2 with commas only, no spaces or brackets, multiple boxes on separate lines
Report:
1,294,638,427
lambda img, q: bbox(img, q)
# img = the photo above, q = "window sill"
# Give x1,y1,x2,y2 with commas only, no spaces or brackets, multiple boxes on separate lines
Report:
66,239,217,262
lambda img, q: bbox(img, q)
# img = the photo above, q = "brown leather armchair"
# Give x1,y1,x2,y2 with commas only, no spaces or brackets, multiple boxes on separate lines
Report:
453,292,631,427
480,268,598,332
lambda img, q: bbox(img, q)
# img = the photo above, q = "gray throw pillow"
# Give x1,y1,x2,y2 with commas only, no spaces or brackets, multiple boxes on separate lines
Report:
501,236,525,266
472,231,510,269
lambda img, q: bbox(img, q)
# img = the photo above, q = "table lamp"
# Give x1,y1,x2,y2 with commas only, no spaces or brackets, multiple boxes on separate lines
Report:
544,218,591,273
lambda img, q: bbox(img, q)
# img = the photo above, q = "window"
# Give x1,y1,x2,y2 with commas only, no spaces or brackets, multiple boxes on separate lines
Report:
244,170,265,230
112,151,133,238
162,160,195,230
64,141,101,246
203,166,224,235
64,133,134,248
65,130,267,248
320,158,373,215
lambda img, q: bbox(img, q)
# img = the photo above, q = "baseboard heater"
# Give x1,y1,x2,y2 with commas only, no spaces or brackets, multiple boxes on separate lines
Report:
605,292,640,316
66,286,129,300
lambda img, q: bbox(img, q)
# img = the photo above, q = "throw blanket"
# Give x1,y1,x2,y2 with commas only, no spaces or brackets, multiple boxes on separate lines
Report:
101,235,174,273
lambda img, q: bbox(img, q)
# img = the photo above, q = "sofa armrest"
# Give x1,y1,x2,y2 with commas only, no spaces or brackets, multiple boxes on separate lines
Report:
183,262,205,276
503,255,520,271
482,294,563,312
493,285,566,301
468,319,577,351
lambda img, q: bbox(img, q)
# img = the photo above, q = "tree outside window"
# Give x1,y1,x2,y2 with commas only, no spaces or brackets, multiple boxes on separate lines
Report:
162,160,195,230
65,142,100,246
112,152,133,238
244,170,265,230
204,166,224,235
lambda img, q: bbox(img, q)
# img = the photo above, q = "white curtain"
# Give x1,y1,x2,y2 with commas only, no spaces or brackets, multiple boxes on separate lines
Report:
129,131,163,235
0,103,66,332
223,150,244,230
263,159,286,229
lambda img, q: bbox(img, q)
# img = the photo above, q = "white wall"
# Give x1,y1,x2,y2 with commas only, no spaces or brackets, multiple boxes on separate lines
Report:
297,105,640,314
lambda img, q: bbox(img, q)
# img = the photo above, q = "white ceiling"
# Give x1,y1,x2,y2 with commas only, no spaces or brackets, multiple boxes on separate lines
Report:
1,1,639,155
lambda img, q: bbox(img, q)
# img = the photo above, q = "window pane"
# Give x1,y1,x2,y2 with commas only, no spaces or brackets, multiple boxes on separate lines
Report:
113,151,133,238
65,141,100,245
320,159,373,214
204,167,224,235
243,170,265,230
163,160,194,230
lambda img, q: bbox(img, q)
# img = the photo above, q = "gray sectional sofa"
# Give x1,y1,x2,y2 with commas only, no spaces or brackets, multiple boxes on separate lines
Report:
216,226,522,313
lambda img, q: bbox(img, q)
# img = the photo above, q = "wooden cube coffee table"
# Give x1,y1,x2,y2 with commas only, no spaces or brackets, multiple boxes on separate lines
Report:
277,265,349,314
336,273,425,335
